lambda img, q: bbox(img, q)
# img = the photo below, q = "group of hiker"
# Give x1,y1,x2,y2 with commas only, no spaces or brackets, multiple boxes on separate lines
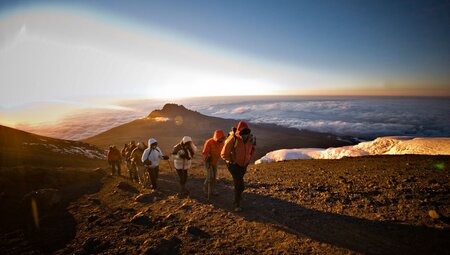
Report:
106,121,256,212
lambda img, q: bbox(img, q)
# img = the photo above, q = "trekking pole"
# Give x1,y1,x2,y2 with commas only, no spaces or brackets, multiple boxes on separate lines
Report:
166,156,174,171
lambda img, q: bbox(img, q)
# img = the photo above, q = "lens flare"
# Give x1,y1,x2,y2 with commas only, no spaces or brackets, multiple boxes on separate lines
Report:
31,198,39,229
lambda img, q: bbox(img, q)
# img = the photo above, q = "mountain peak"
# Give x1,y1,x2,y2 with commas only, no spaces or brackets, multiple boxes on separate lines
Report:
148,104,202,118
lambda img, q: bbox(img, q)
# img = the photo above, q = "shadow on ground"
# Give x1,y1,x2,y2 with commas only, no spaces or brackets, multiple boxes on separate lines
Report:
158,173,450,255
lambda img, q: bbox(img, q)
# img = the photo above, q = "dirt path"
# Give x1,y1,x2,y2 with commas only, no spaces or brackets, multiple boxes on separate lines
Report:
55,155,450,254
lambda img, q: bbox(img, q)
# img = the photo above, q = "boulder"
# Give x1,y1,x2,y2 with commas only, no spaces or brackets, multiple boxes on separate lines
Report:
131,212,153,226
117,182,139,193
135,193,156,203
144,236,181,255
22,188,62,209
81,237,111,254
186,225,210,238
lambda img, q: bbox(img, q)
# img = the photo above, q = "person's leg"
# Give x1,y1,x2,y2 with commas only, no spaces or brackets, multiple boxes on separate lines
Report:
227,164,246,209
150,166,159,189
117,162,121,176
136,165,144,185
203,163,209,192
235,166,246,206
211,165,218,194
110,162,115,175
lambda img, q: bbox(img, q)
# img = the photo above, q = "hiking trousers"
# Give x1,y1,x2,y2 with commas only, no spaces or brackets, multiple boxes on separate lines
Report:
176,169,188,187
227,163,247,206
110,161,121,175
147,166,159,189
204,164,218,193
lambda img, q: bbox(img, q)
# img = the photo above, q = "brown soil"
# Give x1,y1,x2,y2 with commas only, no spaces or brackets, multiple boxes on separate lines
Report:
3,155,448,254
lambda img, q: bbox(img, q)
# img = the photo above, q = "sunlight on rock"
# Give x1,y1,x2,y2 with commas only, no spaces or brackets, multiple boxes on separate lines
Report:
174,115,183,126
428,210,440,220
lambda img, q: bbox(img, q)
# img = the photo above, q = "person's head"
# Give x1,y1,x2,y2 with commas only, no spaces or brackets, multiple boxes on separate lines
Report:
182,136,192,145
139,142,146,150
213,130,226,143
109,145,114,150
236,121,251,139
131,141,136,146
148,138,158,148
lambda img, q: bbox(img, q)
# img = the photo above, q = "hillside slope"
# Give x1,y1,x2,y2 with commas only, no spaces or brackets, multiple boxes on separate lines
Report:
0,125,106,167
83,104,354,159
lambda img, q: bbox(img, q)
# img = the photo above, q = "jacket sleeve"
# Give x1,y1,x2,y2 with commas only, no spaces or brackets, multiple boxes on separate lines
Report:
141,149,149,163
221,137,233,163
202,140,211,161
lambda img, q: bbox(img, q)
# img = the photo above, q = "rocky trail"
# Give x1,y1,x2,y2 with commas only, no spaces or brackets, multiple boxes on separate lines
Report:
2,155,450,254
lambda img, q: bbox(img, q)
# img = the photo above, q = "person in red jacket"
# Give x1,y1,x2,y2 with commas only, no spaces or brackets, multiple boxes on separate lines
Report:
221,121,256,212
107,145,122,176
202,129,226,196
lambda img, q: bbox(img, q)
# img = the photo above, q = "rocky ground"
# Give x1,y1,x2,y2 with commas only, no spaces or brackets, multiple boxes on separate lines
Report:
1,155,450,254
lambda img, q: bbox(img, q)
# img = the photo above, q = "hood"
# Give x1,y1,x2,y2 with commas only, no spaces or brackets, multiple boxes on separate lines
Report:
236,121,251,135
182,136,192,143
213,130,225,141
148,138,157,147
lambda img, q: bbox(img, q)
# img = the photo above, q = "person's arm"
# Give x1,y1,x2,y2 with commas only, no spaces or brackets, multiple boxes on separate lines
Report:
141,149,149,163
202,140,210,161
221,137,233,163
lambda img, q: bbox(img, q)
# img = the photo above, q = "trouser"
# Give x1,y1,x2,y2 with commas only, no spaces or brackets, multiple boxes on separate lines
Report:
176,169,188,189
136,165,145,184
204,164,217,192
147,166,159,189
227,163,247,206
110,161,121,175
129,163,138,182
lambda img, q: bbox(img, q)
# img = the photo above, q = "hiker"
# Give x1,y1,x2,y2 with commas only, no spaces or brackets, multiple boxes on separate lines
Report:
126,141,137,182
141,138,169,189
202,129,226,196
121,143,128,161
172,136,197,195
221,121,256,212
107,145,122,176
130,142,147,187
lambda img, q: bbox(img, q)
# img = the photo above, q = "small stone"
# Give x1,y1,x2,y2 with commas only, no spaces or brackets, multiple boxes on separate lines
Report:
428,210,440,220
186,226,211,238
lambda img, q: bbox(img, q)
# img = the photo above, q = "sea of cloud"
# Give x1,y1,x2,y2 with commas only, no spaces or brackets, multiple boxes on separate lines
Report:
186,97,450,139
7,96,450,141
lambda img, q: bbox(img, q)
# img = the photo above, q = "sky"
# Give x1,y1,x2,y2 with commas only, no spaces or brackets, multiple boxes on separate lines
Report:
0,0,449,126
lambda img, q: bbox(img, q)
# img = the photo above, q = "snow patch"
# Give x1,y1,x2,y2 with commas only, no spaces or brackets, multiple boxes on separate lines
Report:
255,136,450,164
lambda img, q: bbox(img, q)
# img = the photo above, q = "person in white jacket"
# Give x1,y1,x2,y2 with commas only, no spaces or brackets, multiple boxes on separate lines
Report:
141,138,168,189
172,136,197,195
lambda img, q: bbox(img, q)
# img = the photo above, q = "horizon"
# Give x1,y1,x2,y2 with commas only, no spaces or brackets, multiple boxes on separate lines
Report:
2,95,449,142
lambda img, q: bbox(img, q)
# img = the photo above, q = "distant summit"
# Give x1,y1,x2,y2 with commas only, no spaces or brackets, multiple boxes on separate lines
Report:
148,104,203,119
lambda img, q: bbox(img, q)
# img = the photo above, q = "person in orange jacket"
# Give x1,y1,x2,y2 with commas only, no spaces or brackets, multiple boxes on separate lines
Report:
202,129,226,196
107,145,122,176
221,121,256,212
